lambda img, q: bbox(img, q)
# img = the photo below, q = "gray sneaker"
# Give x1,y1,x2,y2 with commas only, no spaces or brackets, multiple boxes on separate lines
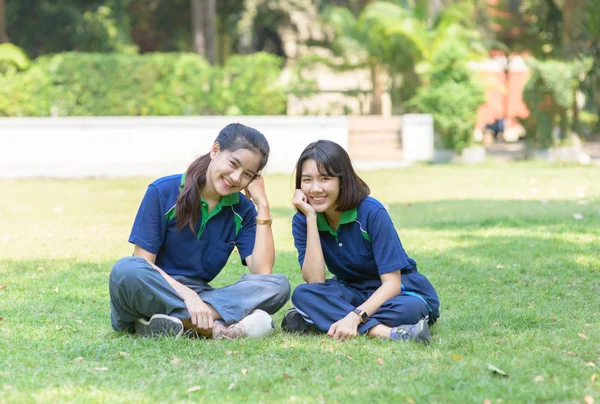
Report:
389,316,431,344
134,314,184,337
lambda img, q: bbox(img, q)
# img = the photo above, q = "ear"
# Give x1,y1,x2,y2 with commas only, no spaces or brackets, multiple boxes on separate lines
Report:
209,142,220,160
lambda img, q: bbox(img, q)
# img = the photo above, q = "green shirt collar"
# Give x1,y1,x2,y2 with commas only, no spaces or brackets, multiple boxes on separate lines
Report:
181,173,240,206
316,208,357,236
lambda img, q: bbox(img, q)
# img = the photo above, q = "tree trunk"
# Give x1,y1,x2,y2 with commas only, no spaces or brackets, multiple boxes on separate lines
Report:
370,63,383,115
191,0,215,64
562,0,585,133
0,0,10,44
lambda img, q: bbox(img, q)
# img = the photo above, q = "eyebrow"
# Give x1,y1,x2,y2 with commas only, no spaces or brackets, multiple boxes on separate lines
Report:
231,157,258,176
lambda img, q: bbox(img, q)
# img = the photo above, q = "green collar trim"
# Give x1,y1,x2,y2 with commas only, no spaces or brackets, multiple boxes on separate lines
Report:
165,173,240,237
316,208,357,236
180,172,239,205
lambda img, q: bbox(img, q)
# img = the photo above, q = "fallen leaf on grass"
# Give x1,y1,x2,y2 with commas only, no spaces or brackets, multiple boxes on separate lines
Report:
224,350,233,355
591,374,597,382
584,395,594,404
54,286,59,293
496,265,504,269
451,354,463,361
0,284,6,291
73,356,84,362
241,368,248,375
534,376,544,383
492,322,499,327
114,352,129,359
56,326,63,331
487,364,508,377
0,317,3,322
335,375,342,381
94,367,108,371
346,354,353,359
283,373,292,380
573,213,583,220
187,386,201,393
37,266,45,271
377,357,384,365
567,351,578,356
578,333,589,340
170,357,181,365
228,383,235,391
585,362,596,367
407,398,414,404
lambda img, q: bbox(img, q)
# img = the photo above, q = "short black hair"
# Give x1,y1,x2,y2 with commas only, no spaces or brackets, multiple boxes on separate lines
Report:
294,140,370,211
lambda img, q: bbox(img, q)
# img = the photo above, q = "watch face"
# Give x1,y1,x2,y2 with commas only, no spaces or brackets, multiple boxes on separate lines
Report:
359,312,368,322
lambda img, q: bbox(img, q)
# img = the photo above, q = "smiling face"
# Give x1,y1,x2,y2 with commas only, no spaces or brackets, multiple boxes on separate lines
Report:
204,143,262,198
300,158,341,217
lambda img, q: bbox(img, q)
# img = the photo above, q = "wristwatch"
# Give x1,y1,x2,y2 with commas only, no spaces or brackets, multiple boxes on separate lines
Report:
352,308,369,323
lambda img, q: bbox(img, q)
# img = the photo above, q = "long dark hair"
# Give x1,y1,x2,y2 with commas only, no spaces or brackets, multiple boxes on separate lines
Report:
294,140,370,212
176,123,270,232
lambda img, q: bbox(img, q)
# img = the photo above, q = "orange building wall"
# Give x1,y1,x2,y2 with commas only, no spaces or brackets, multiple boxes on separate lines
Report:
474,58,531,130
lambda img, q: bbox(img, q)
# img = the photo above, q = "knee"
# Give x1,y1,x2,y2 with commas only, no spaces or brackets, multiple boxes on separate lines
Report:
109,256,146,289
291,283,318,307
267,274,291,302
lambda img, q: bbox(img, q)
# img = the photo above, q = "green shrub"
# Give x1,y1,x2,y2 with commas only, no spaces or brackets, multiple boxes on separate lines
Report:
520,57,592,148
408,42,485,153
0,52,286,117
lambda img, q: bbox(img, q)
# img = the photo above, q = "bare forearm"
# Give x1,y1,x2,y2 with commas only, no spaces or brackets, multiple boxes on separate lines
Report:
301,214,327,283
357,273,401,317
249,204,275,274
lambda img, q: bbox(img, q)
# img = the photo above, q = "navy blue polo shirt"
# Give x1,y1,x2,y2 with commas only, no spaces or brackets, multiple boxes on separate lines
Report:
129,174,257,281
292,196,416,282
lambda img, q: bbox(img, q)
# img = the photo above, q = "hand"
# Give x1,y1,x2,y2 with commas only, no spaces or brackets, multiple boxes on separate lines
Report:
292,189,316,217
327,312,361,341
244,175,269,209
179,288,214,331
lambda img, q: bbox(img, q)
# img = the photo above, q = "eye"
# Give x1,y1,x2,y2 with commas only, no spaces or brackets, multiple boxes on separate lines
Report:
229,160,237,168
243,172,254,179
321,176,330,181
302,178,311,183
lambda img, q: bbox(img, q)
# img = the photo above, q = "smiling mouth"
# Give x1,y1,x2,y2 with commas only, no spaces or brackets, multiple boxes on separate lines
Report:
311,196,327,203
222,177,235,188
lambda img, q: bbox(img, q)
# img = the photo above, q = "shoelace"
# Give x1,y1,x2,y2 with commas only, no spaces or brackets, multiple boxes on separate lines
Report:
212,322,246,340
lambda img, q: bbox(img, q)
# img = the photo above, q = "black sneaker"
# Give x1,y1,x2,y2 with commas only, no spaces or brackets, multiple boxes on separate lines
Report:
134,314,184,337
281,308,318,334
389,316,431,344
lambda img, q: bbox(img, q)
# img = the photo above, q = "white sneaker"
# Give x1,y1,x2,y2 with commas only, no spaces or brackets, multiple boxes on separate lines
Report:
212,309,274,339
240,309,275,338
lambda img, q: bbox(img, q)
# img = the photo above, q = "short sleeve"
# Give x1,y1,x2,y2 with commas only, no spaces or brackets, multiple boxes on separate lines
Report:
128,184,166,254
369,208,411,275
292,214,307,269
234,200,258,265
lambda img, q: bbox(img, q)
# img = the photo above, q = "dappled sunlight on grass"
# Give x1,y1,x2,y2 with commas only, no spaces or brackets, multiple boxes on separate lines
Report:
1,164,599,402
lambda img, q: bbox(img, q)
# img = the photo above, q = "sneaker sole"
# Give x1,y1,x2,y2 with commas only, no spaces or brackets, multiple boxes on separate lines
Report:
135,314,184,337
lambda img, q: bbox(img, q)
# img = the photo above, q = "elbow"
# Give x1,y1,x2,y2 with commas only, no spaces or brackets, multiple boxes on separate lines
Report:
302,274,325,284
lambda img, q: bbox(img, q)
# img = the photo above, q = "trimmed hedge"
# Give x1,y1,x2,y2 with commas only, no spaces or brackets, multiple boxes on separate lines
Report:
0,52,287,116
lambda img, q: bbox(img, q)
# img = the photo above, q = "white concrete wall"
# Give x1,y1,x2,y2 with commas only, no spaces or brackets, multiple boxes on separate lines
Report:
0,116,348,178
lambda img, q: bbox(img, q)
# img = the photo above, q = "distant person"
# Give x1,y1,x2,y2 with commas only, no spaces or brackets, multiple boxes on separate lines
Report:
485,118,505,141
282,140,440,343
110,123,290,339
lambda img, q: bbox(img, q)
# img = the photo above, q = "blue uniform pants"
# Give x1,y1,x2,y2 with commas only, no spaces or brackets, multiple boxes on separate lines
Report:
109,256,291,332
292,277,431,334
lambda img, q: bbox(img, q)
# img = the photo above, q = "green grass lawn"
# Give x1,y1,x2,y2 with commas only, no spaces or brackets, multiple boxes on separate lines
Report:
1,163,599,403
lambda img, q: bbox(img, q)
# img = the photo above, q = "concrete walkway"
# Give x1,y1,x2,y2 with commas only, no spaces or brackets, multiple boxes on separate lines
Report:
486,139,600,163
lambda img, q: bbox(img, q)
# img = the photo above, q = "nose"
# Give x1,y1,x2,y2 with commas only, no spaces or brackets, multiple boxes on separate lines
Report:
230,168,243,184
310,182,323,193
